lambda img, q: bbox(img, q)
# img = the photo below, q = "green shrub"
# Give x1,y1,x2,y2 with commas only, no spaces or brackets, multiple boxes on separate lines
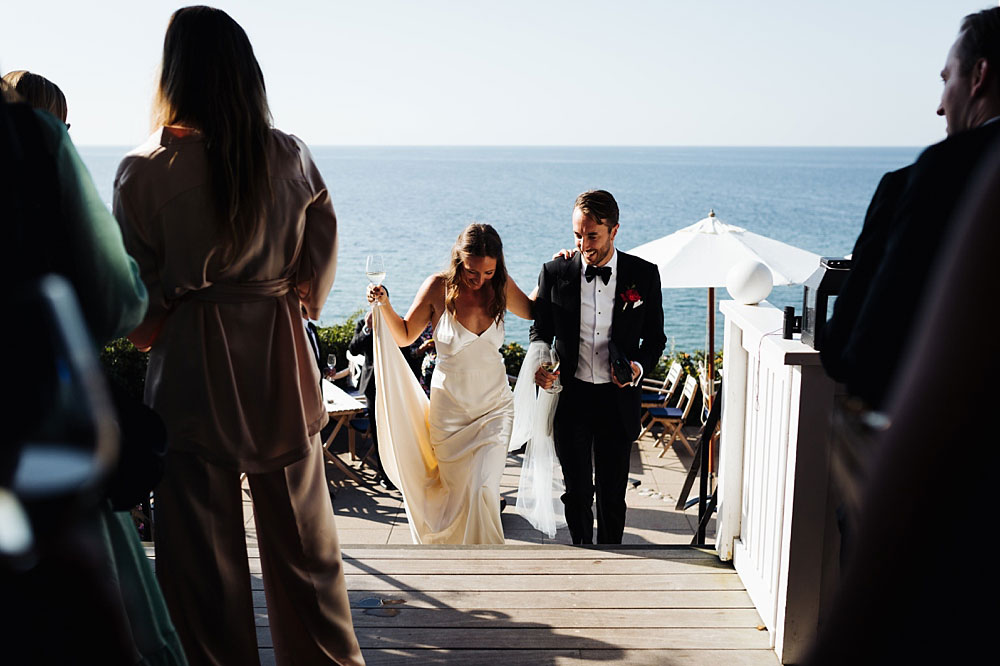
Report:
314,309,363,370
500,342,526,376
100,337,148,401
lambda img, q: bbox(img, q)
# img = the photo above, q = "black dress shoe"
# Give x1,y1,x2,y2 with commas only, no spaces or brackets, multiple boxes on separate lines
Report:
500,497,507,512
378,475,397,491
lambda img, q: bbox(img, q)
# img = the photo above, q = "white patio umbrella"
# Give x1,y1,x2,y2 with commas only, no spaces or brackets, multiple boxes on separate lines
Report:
628,210,821,401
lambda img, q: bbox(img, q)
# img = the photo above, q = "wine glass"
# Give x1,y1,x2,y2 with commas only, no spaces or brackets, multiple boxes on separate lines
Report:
542,346,562,394
366,254,386,306
327,353,336,371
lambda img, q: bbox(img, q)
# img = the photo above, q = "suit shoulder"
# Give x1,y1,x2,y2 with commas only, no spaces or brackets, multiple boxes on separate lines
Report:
619,251,659,277
916,121,1000,168
879,164,912,189
541,256,573,274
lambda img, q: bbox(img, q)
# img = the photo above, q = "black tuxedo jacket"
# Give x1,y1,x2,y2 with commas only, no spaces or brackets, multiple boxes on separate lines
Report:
530,251,666,442
839,120,1000,408
822,165,911,382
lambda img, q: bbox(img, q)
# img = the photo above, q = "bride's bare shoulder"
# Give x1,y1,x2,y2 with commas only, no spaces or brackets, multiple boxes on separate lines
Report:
421,274,447,295
414,274,447,308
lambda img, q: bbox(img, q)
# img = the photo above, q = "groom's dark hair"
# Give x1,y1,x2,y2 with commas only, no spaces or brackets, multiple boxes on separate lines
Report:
575,190,619,228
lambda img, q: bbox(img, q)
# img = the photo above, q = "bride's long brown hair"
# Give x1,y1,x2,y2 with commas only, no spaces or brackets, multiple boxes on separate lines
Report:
442,224,507,323
152,6,273,268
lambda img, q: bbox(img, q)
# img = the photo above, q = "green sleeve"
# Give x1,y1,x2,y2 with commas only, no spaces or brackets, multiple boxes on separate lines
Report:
36,110,149,344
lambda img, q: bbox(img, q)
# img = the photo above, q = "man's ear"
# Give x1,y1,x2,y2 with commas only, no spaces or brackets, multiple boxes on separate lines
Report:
609,223,619,242
970,57,989,97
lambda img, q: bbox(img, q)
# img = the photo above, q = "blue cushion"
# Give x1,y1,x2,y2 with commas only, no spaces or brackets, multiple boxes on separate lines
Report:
648,406,683,419
349,418,370,432
642,392,667,402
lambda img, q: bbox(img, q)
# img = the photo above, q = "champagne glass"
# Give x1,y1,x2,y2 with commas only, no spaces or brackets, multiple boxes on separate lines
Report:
542,346,562,394
366,254,386,307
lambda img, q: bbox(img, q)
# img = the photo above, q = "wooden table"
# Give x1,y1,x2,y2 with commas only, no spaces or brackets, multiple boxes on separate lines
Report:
321,379,368,485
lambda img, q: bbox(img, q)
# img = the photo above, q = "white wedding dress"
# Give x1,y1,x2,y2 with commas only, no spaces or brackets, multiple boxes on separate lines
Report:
372,305,512,544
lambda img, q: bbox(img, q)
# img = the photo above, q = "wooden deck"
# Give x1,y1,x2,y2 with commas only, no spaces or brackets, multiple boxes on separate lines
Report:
144,425,777,663
172,544,776,664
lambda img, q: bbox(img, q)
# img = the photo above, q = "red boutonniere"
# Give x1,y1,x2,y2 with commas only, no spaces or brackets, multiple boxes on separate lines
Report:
620,286,643,311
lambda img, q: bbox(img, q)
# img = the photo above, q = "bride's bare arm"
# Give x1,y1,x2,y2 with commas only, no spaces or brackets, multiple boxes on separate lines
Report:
369,274,441,346
505,274,534,320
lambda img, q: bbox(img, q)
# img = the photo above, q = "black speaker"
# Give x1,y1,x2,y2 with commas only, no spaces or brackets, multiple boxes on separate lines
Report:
802,257,853,350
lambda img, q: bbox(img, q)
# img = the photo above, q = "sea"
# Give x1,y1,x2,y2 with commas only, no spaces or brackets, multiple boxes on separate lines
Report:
79,145,921,351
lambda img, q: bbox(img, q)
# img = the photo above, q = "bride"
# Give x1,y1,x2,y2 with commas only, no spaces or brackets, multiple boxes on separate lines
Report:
367,223,533,544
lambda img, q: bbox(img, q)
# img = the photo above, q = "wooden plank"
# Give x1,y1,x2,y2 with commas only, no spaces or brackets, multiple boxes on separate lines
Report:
354,608,764,628
248,572,744,592
245,557,730,576
336,573,745,592
146,545,720,560
353,627,772,650
576,649,778,665
255,626,771,650
253,589,757,610
344,558,730,574
253,608,761,630
358,648,778,665
354,589,756,609
341,546,721,560
359,649,581,666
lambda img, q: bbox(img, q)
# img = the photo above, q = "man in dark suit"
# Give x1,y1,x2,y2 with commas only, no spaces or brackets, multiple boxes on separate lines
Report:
532,190,666,544
348,309,395,488
824,6,1000,410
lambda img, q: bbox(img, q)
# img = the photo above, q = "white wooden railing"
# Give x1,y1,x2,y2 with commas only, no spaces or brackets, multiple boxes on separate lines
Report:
716,300,839,664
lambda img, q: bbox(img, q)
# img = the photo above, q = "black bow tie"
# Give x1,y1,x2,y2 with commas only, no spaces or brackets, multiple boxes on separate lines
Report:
584,264,612,285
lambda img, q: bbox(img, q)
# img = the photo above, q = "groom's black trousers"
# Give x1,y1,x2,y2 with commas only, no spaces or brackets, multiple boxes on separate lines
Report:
554,378,632,544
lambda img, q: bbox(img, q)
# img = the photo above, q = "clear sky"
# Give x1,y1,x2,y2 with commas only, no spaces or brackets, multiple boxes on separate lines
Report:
2,0,993,147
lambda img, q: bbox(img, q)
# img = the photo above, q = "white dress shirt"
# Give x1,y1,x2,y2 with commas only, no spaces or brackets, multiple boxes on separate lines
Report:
575,251,618,384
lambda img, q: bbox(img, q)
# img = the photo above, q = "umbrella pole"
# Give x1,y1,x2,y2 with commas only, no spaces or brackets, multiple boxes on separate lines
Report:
707,287,715,408
707,287,716,480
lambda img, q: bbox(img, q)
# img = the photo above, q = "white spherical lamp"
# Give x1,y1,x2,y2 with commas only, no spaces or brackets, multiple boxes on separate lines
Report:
726,260,773,305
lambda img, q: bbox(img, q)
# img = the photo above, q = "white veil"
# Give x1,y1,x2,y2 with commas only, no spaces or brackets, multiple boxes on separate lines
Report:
510,341,567,538
371,305,444,544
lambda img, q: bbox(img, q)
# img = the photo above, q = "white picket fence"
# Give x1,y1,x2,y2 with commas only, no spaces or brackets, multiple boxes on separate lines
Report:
716,300,839,664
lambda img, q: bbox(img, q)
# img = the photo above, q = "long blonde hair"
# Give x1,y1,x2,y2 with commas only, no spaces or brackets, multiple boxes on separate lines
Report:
443,224,507,322
152,6,273,268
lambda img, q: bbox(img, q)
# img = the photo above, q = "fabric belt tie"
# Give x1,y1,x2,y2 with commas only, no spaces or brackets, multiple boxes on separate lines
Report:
190,277,295,303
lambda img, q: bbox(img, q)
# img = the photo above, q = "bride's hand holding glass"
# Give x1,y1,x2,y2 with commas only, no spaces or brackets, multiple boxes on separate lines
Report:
366,283,388,306
366,254,388,307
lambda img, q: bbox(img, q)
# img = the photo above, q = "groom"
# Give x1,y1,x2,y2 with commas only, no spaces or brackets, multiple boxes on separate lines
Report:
532,190,665,544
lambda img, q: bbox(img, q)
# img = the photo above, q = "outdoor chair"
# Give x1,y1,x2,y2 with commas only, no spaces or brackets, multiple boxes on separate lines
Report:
638,360,684,439
348,414,372,463
647,375,699,458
